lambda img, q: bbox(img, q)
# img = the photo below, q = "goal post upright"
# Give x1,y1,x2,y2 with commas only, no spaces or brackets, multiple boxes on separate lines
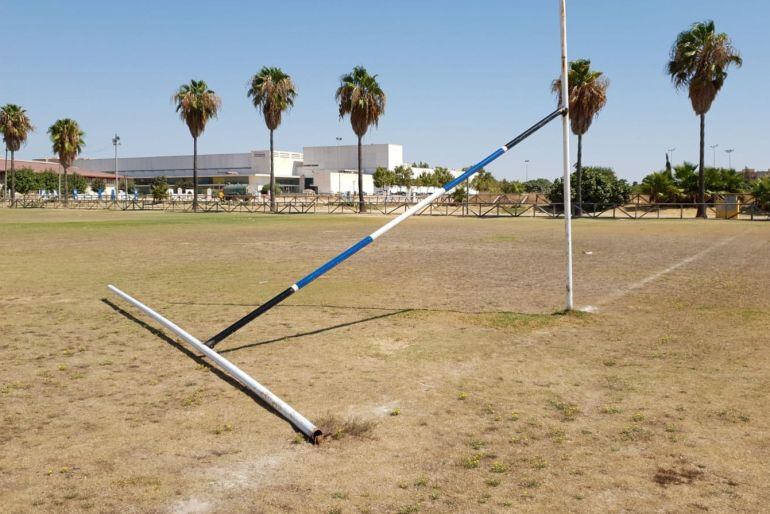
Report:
559,0,575,311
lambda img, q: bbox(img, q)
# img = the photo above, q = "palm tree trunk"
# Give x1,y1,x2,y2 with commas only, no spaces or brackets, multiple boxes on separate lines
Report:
697,114,706,218
10,150,15,207
270,129,276,213
576,134,583,217
193,136,198,212
63,165,69,206
357,135,365,213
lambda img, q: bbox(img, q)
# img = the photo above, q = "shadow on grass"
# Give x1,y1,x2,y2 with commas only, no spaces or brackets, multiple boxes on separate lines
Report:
101,298,302,437
217,309,413,355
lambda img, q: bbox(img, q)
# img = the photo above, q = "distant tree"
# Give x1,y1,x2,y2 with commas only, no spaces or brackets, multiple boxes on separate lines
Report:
451,185,468,204
248,67,297,212
373,167,395,190
38,170,59,193
13,168,39,194
119,178,136,192
173,79,221,211
471,169,500,193
673,162,699,201
393,165,413,188
67,172,88,195
0,104,34,205
48,118,85,205
523,178,553,193
432,167,453,187
640,171,680,202
413,171,432,187
91,178,106,194
500,179,525,194
704,167,746,194
260,183,283,195
336,66,386,212
151,175,169,201
550,166,631,210
411,161,430,168
751,177,770,211
552,59,609,216
668,20,742,217
177,178,193,190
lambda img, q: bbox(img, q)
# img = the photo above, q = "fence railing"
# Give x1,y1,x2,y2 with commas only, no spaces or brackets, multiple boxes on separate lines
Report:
2,194,769,220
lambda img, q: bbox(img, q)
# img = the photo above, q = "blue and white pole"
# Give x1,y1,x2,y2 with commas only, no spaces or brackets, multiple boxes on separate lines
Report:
205,108,566,347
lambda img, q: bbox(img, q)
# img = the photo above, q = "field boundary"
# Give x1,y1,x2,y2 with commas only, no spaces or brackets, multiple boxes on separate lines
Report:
2,194,769,221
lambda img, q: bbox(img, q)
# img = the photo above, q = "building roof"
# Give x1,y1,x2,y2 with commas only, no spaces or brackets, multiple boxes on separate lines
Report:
0,158,122,179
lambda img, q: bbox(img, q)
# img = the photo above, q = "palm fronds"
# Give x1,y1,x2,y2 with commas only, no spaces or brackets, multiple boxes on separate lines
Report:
173,80,222,138
552,59,609,136
248,67,297,131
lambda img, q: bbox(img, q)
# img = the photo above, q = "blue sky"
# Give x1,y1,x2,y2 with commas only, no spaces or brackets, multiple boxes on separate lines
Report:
3,0,768,181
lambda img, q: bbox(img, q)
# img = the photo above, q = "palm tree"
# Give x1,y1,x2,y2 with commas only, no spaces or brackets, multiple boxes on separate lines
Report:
173,80,222,211
0,104,34,206
552,59,609,216
247,67,297,212
335,66,386,213
668,20,742,218
48,119,85,206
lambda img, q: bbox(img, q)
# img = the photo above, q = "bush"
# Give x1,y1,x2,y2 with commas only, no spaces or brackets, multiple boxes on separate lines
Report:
90,178,106,194
500,179,524,194
470,169,498,193
432,167,454,187
38,170,59,193
523,178,553,193
393,165,413,188
373,167,395,189
176,178,193,191
12,168,39,194
639,171,680,203
151,175,169,201
260,183,283,195
640,163,748,202
67,172,88,194
118,178,136,192
704,167,747,194
549,166,631,210
751,177,770,211
451,185,468,203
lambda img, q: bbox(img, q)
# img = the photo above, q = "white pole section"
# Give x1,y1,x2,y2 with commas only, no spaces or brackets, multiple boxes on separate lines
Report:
107,284,322,443
559,0,574,311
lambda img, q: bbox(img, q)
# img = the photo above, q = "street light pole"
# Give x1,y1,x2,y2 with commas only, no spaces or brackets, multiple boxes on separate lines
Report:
3,145,7,200
112,134,121,198
725,149,734,170
336,137,342,197
710,144,718,168
524,159,530,182
667,147,676,164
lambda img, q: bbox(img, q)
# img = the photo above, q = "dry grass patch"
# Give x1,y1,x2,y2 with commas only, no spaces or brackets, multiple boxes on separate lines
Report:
316,413,376,441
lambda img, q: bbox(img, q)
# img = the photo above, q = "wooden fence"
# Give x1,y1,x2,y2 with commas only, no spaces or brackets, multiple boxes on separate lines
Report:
3,193,769,220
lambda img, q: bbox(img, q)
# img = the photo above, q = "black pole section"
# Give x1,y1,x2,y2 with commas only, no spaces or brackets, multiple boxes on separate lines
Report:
206,287,296,347
205,108,566,348
503,108,565,150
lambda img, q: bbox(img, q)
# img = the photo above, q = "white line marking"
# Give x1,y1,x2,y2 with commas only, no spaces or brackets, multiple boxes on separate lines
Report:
594,234,740,309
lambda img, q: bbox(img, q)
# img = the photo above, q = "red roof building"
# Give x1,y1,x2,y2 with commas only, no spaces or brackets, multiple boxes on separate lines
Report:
0,158,122,181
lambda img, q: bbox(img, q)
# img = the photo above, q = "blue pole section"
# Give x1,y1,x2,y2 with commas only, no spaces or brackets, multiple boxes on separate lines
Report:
205,108,565,347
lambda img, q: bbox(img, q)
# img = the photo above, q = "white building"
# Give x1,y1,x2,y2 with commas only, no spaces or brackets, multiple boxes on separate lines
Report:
75,151,304,193
296,144,403,195
73,143,431,196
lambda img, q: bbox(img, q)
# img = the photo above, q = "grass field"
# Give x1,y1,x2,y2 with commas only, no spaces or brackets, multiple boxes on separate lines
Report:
1,210,768,513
